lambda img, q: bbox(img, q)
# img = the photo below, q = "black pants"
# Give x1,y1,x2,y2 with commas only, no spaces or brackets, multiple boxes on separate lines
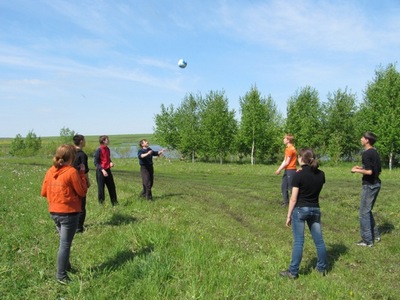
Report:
96,169,118,205
140,165,154,200
77,196,86,231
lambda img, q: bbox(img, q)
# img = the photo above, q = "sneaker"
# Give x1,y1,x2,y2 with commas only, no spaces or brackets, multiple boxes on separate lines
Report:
356,240,373,247
315,268,327,276
56,277,70,285
375,237,381,242
279,270,298,279
76,227,85,233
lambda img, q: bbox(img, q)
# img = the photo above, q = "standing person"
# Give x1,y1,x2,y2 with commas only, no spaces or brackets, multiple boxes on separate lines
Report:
351,131,382,247
41,144,88,284
280,148,327,279
73,134,90,233
137,139,164,200
94,135,118,206
275,134,297,206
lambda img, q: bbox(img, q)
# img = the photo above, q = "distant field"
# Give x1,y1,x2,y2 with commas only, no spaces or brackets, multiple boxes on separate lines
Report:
0,134,156,157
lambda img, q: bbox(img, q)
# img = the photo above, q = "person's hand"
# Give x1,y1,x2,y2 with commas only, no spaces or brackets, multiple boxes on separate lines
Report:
110,162,114,168
285,217,291,227
275,170,280,175
351,166,361,173
102,169,108,177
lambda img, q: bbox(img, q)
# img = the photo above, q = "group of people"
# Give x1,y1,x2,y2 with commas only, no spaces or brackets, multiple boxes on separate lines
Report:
275,132,382,279
40,135,163,284
40,131,382,284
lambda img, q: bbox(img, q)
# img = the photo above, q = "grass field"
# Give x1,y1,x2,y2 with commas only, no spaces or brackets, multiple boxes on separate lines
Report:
1,154,399,299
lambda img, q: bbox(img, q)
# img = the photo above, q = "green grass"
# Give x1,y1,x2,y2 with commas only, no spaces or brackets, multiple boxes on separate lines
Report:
1,156,399,299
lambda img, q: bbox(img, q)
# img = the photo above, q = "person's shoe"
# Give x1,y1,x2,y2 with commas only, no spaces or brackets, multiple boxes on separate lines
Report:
356,240,373,247
375,237,381,242
279,270,298,279
76,227,85,233
315,268,327,276
56,277,70,285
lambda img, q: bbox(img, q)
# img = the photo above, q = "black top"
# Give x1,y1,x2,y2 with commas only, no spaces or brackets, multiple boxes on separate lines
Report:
362,148,381,185
73,149,89,174
292,165,325,208
137,148,160,166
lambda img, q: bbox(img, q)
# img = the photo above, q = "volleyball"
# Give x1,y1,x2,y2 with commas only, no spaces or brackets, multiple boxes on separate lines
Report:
178,59,187,68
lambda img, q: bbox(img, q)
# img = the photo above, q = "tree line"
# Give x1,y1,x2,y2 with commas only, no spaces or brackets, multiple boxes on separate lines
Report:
154,63,400,167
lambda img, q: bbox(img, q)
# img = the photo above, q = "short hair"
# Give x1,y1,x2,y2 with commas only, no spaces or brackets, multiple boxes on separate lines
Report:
363,132,377,146
99,135,109,144
285,134,294,144
53,144,76,169
73,134,85,146
139,139,148,148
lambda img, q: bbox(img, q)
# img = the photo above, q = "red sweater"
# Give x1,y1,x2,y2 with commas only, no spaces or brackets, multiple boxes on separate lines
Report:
41,165,88,213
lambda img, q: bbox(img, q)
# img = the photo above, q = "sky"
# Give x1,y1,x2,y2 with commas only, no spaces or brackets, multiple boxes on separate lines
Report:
1,0,399,138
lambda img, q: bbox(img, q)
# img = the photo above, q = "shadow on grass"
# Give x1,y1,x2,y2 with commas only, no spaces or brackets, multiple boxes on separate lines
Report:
379,222,395,236
102,213,138,226
304,243,348,275
90,246,153,276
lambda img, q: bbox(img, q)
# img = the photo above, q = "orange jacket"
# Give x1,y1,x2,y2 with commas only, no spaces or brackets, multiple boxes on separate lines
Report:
41,165,88,213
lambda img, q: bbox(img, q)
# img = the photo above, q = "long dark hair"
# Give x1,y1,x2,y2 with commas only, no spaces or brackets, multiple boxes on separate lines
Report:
298,148,319,171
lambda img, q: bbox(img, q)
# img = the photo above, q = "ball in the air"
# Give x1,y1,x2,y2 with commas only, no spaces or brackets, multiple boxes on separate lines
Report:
178,59,187,68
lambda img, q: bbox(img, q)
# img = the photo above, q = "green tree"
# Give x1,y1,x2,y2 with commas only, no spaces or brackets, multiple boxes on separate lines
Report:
175,93,203,162
322,88,359,162
9,130,42,156
154,104,179,150
238,85,281,164
59,127,75,144
360,63,400,168
285,86,323,150
199,90,237,163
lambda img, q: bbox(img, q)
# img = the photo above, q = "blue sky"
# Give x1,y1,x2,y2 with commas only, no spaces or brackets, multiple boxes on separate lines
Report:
1,0,399,138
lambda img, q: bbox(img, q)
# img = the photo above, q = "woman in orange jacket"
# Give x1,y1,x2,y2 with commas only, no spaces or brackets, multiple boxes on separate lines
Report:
41,144,88,284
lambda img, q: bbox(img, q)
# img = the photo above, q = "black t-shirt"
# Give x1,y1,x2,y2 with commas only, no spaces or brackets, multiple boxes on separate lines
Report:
292,165,325,208
73,149,89,174
362,148,381,185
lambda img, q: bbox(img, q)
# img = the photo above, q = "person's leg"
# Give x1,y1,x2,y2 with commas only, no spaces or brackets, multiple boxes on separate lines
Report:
359,183,381,244
51,214,79,281
281,171,289,205
141,165,152,200
307,208,327,272
288,207,307,276
76,197,86,232
148,166,154,199
105,170,118,206
96,170,105,204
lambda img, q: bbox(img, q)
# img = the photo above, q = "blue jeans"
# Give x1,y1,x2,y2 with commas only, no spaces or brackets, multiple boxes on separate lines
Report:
289,207,327,276
51,213,79,280
282,169,296,203
360,183,381,244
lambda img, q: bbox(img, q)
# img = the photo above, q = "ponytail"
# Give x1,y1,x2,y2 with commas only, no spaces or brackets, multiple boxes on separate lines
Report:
298,148,319,171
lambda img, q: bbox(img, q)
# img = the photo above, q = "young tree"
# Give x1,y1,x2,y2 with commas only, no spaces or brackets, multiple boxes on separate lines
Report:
322,88,359,162
199,90,237,163
360,63,400,168
9,130,42,156
59,127,75,144
238,85,281,164
174,93,203,162
285,86,323,150
154,104,179,150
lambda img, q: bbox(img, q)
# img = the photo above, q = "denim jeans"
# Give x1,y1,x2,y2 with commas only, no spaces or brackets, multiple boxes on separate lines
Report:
289,207,327,276
51,213,79,280
282,169,296,203
360,183,381,244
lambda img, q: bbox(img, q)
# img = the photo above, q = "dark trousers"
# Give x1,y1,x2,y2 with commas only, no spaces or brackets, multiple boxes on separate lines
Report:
140,165,154,200
77,196,86,231
96,169,118,205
